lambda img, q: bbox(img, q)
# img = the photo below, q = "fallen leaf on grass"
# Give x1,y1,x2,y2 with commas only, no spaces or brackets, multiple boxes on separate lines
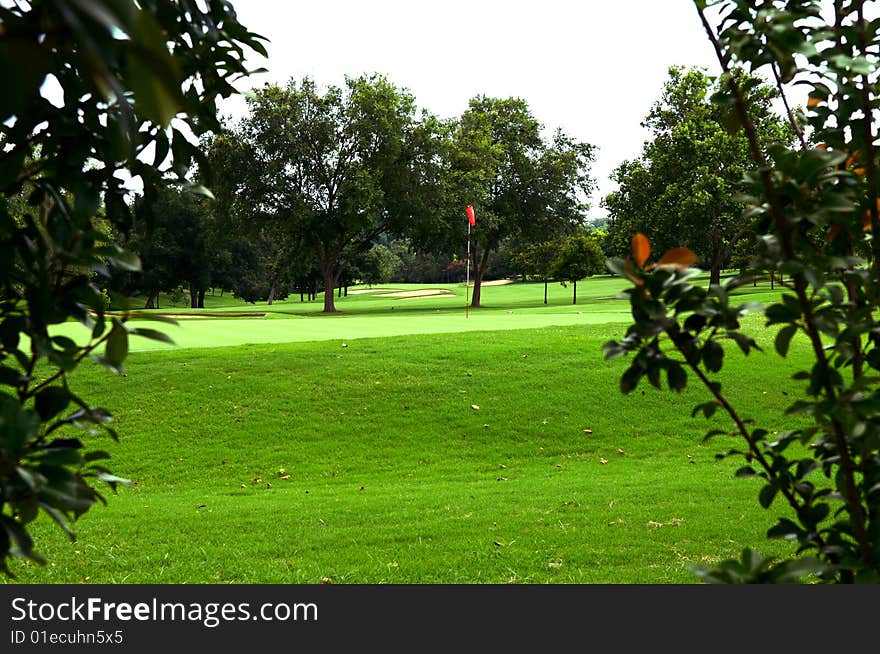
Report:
618,449,626,456
599,458,609,465
280,475,291,481
583,429,593,434
471,404,480,410
496,477,508,482
251,477,263,483
197,504,207,509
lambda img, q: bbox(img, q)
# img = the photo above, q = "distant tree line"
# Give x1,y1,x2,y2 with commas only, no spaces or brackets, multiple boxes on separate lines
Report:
105,74,601,310
107,65,795,311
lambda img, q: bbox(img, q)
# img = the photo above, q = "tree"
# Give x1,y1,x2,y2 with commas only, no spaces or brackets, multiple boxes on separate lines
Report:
215,75,443,313
552,232,606,305
604,0,880,583
0,0,264,573
435,97,595,308
514,241,560,304
120,187,217,308
604,66,792,285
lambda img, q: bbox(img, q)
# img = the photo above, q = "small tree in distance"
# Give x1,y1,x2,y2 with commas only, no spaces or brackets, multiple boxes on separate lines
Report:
604,0,880,583
553,233,606,305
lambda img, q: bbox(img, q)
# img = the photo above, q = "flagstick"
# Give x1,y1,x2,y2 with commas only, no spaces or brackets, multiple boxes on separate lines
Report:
465,222,471,319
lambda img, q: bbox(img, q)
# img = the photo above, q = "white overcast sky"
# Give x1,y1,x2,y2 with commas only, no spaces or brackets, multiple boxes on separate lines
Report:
216,1,773,218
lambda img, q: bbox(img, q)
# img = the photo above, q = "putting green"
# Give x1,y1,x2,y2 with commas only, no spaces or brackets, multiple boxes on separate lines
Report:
50,307,632,352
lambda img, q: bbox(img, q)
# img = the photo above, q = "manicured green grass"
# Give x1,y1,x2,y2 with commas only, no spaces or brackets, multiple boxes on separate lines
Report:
4,280,817,583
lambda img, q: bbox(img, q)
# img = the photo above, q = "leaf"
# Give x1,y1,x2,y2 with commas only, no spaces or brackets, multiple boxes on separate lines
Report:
666,362,687,392
767,518,803,541
759,483,779,509
691,402,719,419
656,247,697,269
96,472,133,489
34,387,71,421
128,327,175,345
631,233,651,268
104,322,128,370
702,341,724,373
774,324,798,358
126,11,184,127
108,249,141,272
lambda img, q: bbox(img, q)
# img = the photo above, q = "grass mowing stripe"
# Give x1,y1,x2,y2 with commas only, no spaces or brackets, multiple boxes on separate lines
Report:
4,319,813,584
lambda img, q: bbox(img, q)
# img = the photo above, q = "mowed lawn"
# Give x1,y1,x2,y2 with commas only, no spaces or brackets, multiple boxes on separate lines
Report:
4,277,813,584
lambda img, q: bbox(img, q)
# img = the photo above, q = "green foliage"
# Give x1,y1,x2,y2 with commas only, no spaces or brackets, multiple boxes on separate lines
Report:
0,0,264,574
209,75,442,313
604,66,793,285
417,97,595,308
604,0,880,583
553,233,606,294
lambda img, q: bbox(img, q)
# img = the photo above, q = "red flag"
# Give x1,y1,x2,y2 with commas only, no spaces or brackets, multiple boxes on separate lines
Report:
466,204,475,227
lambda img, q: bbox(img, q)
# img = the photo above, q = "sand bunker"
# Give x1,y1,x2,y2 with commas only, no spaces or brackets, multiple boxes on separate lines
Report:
347,288,403,295
472,279,514,287
123,312,266,319
375,289,455,299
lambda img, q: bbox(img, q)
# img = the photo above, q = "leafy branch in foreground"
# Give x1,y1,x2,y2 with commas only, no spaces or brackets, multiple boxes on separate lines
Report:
604,0,880,583
0,0,266,575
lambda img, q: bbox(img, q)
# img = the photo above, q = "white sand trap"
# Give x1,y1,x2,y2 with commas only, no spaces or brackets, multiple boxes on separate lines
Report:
375,289,455,299
347,287,403,295
475,279,514,287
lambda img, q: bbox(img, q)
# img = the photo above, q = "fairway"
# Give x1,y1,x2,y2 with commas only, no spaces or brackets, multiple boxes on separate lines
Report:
53,279,637,351
5,276,807,584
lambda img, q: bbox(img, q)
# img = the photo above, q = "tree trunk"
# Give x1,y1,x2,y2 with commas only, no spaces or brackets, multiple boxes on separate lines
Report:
709,232,722,286
543,278,548,305
198,289,205,309
572,280,577,305
145,290,158,309
470,243,491,308
189,285,198,308
321,262,339,313
268,281,277,305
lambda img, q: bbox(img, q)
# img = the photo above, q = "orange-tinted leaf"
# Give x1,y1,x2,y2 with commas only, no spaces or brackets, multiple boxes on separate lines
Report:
657,247,698,269
825,223,841,243
631,233,651,267
861,200,879,231
624,258,644,286
807,96,822,108
846,150,862,170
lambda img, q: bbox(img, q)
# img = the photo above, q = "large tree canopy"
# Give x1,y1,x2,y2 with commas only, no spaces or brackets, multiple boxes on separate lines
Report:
418,96,595,308
212,75,444,312
603,66,793,284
